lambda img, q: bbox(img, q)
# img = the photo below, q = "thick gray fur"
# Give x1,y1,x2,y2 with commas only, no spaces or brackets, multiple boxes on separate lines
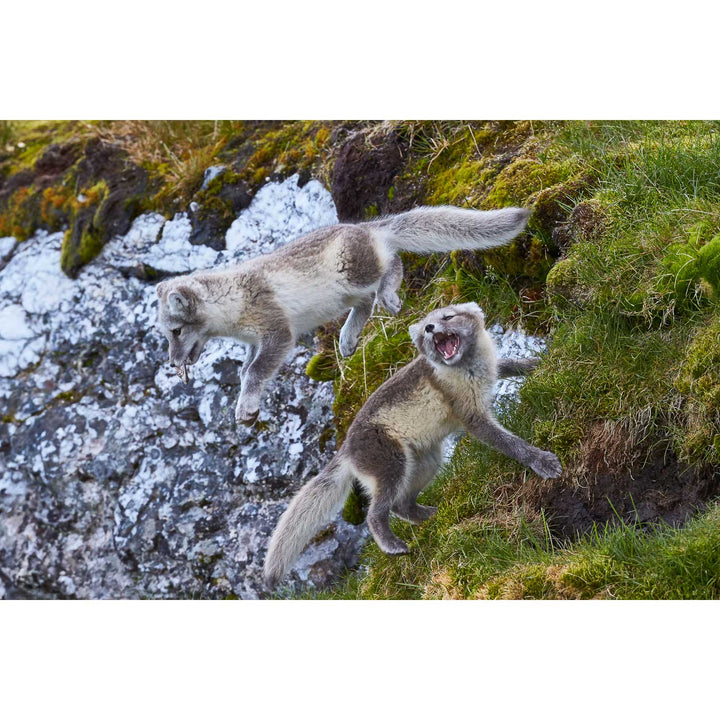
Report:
263,302,562,586
155,205,530,426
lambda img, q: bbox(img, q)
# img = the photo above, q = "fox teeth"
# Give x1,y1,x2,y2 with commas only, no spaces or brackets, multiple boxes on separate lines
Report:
176,365,189,383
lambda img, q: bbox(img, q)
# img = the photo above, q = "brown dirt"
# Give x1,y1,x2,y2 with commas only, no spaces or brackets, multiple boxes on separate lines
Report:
520,422,720,538
330,126,408,222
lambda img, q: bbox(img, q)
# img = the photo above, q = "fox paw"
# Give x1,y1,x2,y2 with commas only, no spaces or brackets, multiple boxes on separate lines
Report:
530,450,563,479
379,291,402,316
517,357,540,374
377,536,410,556
235,397,260,427
338,332,359,358
393,503,437,525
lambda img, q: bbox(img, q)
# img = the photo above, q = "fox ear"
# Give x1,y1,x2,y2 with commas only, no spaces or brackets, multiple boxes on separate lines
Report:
408,322,423,348
454,302,484,320
156,280,169,300
167,285,199,317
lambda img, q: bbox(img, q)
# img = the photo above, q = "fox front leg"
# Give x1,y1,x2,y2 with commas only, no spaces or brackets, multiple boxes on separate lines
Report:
235,328,294,427
376,255,403,316
497,356,540,378
467,415,562,479
338,297,374,357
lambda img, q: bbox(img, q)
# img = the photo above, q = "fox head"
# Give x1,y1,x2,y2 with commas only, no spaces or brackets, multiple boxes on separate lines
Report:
156,278,211,369
409,302,487,368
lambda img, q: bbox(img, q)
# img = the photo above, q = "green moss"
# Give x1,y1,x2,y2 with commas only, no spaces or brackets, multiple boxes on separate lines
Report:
60,180,111,276
426,159,487,206
305,351,339,382
0,186,38,241
545,252,595,314
675,316,720,464
242,121,333,190
533,418,586,459
484,157,571,209
342,483,369,525
317,425,335,454
55,390,82,404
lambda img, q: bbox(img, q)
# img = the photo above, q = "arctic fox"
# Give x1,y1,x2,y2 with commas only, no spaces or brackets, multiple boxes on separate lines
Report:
263,302,562,586
156,206,530,426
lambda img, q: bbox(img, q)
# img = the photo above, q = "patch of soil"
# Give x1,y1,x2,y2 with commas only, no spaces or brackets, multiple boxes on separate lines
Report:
331,127,408,222
34,142,82,188
552,198,607,254
520,423,720,538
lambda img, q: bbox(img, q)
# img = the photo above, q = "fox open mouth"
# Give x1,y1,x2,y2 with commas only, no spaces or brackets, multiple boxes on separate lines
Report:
174,342,201,383
433,332,460,360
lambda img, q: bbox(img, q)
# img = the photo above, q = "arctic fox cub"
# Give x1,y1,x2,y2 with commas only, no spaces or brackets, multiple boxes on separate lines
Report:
156,206,530,426
263,302,562,586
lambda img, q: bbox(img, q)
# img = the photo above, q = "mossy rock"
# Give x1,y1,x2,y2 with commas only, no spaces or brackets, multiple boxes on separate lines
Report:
0,186,41,241
526,172,597,241
60,181,110,277
189,174,253,251
60,165,151,277
305,351,339,383
545,253,589,310
243,121,333,192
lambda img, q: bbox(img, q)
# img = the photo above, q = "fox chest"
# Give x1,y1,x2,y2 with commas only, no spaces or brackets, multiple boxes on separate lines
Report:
375,384,459,444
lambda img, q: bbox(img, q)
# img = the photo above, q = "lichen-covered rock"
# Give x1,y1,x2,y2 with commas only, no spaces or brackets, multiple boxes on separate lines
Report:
0,174,368,599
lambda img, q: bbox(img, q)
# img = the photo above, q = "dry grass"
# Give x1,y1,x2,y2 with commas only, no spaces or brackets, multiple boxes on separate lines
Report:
91,120,245,204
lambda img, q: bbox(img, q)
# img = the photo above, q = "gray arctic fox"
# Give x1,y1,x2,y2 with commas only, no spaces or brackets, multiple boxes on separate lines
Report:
263,302,562,586
156,206,530,426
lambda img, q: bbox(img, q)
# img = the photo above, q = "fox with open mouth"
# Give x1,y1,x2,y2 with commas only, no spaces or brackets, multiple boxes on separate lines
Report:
263,302,562,586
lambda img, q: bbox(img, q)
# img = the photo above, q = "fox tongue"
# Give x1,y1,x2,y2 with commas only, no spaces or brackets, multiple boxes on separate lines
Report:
435,334,459,359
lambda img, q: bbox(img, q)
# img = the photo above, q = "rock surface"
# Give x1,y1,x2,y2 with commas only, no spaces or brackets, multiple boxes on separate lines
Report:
0,175,369,599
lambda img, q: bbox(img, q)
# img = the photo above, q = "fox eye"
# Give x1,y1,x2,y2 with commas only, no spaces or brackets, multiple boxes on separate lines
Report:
442,315,455,321
172,327,182,337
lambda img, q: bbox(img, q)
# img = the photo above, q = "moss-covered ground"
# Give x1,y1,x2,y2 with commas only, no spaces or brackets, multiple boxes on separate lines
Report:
306,121,720,599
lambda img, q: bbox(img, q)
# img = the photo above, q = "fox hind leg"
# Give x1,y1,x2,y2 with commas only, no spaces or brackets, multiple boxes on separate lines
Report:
392,443,443,525
377,255,403,316
339,297,374,357
367,493,411,555
349,431,410,555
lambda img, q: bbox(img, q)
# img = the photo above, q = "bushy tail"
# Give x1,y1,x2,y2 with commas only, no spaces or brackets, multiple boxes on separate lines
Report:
264,456,355,587
368,205,530,254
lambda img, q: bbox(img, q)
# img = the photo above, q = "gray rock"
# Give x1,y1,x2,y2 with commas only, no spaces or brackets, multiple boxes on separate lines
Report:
0,175,365,599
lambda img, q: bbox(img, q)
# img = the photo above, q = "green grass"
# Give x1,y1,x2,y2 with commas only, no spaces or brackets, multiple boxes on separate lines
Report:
312,120,720,600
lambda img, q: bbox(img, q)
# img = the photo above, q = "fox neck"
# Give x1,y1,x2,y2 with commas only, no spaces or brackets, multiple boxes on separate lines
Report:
200,284,249,339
